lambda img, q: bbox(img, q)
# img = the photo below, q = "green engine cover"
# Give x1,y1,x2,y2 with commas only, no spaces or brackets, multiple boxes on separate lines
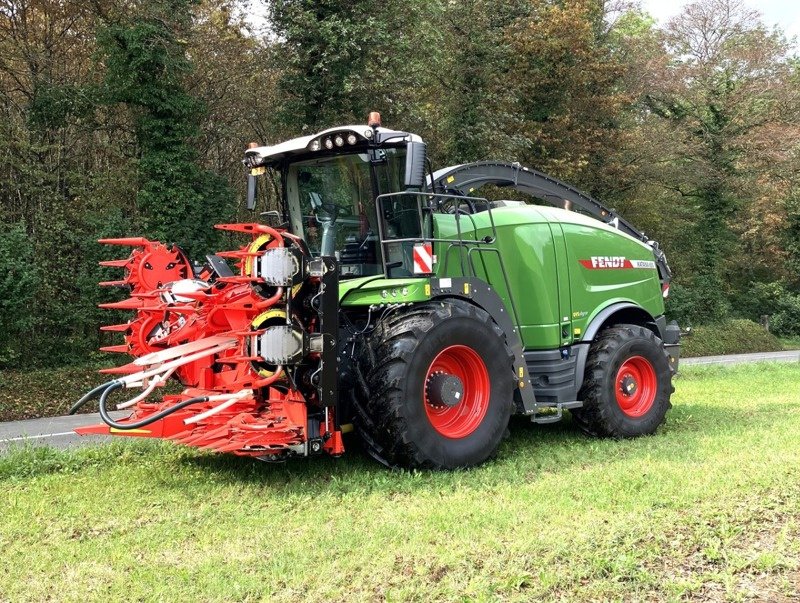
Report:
431,205,664,350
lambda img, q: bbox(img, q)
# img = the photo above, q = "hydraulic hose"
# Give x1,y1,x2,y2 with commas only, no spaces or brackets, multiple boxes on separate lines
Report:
69,381,119,415
256,286,284,308
98,381,209,431
116,367,177,410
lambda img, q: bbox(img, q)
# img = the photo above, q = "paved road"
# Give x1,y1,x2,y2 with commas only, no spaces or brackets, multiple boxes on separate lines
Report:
0,411,125,453
2,350,798,452
681,349,800,366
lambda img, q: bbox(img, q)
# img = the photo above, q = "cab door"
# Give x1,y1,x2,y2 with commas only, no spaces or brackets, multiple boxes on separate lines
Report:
549,223,574,346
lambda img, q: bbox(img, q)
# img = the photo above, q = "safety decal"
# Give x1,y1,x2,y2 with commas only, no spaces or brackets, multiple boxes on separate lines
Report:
413,242,435,274
579,256,656,270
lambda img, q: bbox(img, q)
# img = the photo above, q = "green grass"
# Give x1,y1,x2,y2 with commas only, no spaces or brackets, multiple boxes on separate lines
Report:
1,364,799,602
780,336,800,350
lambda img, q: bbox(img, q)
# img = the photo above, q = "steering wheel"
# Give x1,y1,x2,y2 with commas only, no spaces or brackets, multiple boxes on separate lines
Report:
439,196,477,215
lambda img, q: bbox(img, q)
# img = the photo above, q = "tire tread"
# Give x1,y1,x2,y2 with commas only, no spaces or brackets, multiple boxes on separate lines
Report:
353,299,514,469
573,324,672,438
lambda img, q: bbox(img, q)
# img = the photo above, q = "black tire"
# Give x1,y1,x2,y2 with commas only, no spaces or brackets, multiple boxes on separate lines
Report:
572,324,673,438
353,299,515,469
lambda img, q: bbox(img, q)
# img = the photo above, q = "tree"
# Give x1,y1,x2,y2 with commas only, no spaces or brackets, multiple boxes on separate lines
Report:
267,0,435,133
0,222,37,366
431,0,640,199
0,0,134,366
433,0,530,164
643,0,797,322
97,0,233,257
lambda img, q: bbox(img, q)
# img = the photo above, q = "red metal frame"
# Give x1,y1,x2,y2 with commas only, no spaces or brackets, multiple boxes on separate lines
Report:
78,223,343,459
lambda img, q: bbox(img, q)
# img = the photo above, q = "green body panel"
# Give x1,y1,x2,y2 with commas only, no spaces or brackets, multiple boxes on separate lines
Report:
559,221,664,339
433,212,563,349
338,205,665,350
549,223,575,348
430,205,665,349
339,276,430,306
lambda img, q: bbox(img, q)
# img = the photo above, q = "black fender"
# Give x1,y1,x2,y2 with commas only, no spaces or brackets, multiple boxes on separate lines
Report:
574,302,661,392
582,302,658,342
428,276,538,415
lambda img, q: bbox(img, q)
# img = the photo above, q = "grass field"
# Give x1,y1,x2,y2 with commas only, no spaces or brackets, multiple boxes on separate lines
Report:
1,363,799,602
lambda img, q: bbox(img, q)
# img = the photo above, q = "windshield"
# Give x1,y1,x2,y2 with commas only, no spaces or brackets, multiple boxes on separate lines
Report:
288,147,406,278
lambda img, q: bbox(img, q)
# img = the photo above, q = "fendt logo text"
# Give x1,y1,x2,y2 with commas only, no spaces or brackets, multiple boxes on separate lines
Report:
579,257,657,270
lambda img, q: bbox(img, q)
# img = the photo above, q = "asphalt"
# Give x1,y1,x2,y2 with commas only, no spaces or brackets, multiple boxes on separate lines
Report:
680,349,800,366
1,350,798,453
0,412,126,453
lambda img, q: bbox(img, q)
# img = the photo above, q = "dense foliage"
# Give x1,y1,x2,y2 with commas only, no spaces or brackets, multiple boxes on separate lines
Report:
97,0,232,257
0,0,798,368
680,319,784,358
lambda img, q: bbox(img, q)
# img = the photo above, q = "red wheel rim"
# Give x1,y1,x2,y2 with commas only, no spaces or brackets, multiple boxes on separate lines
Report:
615,356,657,418
423,345,490,439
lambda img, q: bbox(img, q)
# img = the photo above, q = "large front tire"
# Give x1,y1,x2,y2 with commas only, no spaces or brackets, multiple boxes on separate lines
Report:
354,300,514,469
573,324,673,438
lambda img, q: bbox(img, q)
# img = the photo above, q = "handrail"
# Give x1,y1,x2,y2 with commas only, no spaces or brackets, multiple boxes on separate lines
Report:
374,190,521,330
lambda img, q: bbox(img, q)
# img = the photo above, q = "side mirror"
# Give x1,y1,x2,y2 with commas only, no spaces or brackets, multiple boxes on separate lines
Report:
246,173,257,210
404,141,427,189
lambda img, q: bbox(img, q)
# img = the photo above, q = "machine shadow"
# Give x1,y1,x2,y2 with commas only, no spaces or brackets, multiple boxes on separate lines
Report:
174,401,750,495
172,410,672,495
178,432,392,487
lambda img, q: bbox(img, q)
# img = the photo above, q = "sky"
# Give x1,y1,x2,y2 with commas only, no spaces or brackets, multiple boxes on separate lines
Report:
640,0,800,43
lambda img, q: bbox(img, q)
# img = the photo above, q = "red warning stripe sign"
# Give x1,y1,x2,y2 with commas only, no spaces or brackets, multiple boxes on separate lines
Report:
413,242,434,274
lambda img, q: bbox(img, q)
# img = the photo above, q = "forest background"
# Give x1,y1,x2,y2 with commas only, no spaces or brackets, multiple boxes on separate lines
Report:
1,0,799,369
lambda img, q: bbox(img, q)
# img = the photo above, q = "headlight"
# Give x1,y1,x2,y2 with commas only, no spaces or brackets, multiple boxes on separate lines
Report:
257,247,300,286
258,326,304,364
309,131,363,151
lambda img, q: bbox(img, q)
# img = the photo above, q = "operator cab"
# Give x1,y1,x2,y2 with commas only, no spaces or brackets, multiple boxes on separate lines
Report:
288,148,407,277
244,116,428,279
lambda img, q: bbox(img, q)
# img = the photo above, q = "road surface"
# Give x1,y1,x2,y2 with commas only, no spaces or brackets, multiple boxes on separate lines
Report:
680,349,800,366
2,350,798,452
0,412,125,453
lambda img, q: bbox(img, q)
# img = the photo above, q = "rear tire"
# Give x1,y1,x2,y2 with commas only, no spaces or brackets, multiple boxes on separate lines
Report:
353,300,514,469
572,324,672,438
